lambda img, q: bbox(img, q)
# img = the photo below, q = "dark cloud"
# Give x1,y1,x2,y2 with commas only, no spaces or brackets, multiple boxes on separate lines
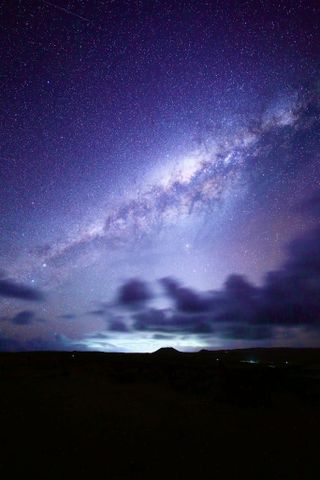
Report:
0,332,90,352
224,274,257,300
108,319,129,332
219,324,274,341
133,308,170,332
19,333,86,351
153,334,173,340
117,278,152,308
129,214,320,341
87,332,110,340
133,308,214,334
59,313,77,320
87,309,106,316
3,310,45,326
285,226,320,276
160,277,212,313
0,279,44,301
11,310,35,325
133,306,274,340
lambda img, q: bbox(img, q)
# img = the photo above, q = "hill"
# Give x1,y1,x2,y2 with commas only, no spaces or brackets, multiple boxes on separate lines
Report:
152,347,181,355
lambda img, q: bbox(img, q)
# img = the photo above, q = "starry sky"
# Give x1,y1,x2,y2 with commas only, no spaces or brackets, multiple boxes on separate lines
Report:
1,0,320,352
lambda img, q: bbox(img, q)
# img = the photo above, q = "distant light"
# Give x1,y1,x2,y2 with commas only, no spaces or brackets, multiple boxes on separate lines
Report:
240,359,259,364
42,263,47,268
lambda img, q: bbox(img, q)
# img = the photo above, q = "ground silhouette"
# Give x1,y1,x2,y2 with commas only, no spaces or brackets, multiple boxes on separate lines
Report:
0,348,319,478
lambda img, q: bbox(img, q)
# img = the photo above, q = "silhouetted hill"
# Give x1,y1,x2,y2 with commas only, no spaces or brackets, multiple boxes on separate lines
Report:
152,347,180,355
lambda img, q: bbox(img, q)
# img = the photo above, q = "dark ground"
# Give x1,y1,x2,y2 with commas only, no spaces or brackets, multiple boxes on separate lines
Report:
0,348,320,478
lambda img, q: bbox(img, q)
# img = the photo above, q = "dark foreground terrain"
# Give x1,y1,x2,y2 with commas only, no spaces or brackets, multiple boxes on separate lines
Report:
1,348,320,478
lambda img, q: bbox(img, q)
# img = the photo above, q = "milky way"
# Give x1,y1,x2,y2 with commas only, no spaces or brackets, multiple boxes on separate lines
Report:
24,90,301,275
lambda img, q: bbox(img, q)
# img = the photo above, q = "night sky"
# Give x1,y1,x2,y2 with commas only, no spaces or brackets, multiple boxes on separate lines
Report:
1,0,320,352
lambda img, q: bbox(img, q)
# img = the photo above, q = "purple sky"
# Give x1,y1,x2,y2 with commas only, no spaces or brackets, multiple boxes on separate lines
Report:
1,1,320,351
